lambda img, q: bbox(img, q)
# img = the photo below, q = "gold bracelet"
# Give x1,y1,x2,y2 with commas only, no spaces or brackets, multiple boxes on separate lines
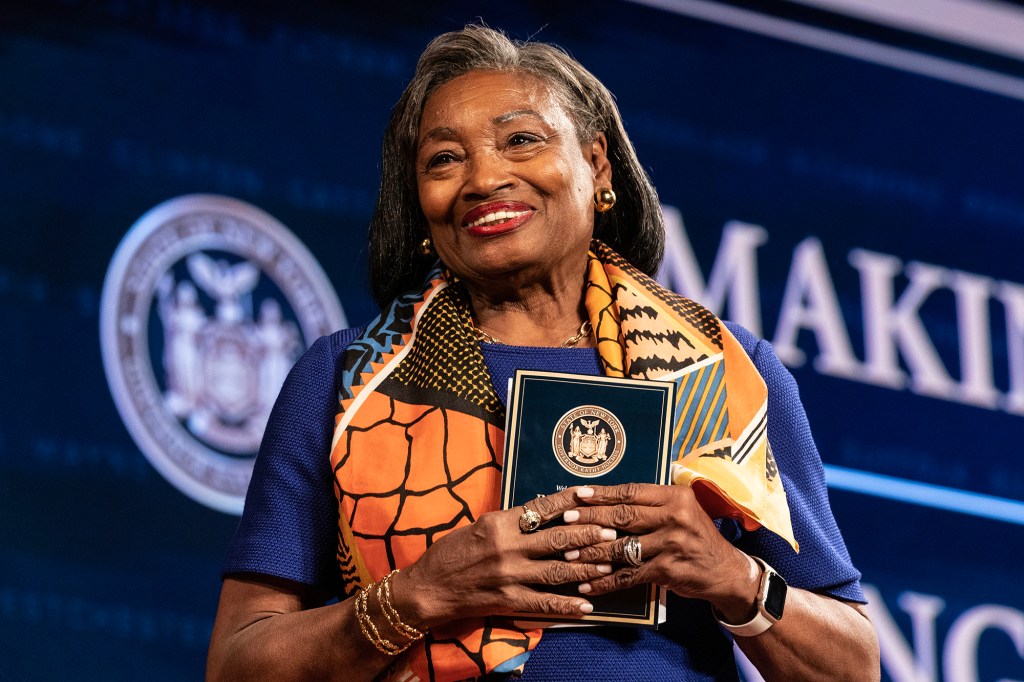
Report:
354,582,411,655
377,569,424,641
356,584,408,655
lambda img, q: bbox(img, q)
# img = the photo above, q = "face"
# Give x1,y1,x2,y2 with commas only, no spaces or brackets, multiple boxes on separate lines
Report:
416,70,611,293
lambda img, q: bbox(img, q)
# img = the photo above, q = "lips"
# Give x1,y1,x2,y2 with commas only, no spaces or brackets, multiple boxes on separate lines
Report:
461,201,534,237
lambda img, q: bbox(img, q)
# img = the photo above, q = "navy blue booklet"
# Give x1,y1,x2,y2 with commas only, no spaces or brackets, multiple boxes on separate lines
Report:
500,369,676,627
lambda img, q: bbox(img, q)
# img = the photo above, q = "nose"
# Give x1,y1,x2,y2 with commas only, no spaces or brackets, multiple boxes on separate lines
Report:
462,149,514,199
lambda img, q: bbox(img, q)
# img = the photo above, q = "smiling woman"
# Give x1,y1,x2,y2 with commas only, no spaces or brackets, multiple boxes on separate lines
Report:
416,70,608,343
207,24,879,682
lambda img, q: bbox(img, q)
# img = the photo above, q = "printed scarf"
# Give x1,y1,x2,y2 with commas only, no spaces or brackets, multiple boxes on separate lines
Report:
330,240,797,681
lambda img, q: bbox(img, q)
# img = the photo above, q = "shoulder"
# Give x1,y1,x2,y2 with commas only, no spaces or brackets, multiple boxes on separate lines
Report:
722,321,801,400
306,326,366,362
721,321,811,455
722,320,758,353
261,325,368,434
285,326,366,382
259,325,368,448
722,320,776,368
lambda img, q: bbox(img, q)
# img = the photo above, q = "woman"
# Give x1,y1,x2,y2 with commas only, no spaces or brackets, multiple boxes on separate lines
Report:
208,25,879,681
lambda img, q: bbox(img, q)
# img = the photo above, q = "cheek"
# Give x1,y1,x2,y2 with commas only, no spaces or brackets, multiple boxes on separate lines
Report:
417,187,438,221
547,161,594,208
417,181,453,223
559,172,596,220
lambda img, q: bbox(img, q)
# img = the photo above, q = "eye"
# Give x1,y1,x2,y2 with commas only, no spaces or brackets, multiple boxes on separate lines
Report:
508,132,542,147
426,151,459,169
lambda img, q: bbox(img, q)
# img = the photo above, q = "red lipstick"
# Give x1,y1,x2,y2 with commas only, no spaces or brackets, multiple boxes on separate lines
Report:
462,201,534,237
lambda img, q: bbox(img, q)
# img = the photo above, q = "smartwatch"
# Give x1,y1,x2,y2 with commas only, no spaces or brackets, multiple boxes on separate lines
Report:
714,556,788,637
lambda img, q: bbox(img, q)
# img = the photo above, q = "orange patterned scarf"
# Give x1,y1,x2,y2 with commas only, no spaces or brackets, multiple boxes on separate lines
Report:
330,241,797,681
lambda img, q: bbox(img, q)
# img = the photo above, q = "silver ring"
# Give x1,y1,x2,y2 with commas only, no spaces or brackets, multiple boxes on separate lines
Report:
518,506,542,533
623,536,643,567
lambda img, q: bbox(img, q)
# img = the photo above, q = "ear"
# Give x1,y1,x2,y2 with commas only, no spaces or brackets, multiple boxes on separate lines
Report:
588,132,612,190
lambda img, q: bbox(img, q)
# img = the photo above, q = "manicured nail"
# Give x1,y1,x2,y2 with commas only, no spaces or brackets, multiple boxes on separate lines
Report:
564,549,580,561
563,510,580,523
578,583,592,594
577,487,594,499
600,528,616,542
579,601,594,614
597,563,613,575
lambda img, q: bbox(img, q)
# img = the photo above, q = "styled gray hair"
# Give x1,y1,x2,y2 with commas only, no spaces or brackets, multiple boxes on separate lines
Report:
368,24,664,308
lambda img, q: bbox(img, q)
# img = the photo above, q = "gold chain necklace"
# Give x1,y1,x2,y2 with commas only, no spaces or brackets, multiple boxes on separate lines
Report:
473,320,592,348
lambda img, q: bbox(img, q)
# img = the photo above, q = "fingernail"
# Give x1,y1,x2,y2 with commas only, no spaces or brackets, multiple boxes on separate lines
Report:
564,549,580,561
597,563,613,574
577,487,594,499
579,601,594,614
600,528,616,542
578,583,592,594
563,510,580,523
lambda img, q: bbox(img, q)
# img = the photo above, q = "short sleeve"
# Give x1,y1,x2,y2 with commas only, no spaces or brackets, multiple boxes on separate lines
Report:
724,323,865,602
221,328,362,593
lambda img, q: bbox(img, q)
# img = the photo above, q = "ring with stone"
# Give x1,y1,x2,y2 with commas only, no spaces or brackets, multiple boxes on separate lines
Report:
623,536,643,567
518,506,542,533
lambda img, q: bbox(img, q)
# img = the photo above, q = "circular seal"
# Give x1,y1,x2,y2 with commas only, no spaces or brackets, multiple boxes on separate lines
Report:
100,194,346,514
551,405,626,478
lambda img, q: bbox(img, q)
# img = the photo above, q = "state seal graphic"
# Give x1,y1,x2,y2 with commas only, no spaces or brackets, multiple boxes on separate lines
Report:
100,194,346,514
552,405,626,477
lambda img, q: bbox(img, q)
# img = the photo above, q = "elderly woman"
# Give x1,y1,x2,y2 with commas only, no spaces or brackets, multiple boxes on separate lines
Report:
208,25,879,681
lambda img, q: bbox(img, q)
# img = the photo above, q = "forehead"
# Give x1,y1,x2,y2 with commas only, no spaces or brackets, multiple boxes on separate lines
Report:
419,70,574,137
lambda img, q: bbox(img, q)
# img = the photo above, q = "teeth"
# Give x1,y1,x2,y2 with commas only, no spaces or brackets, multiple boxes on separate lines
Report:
468,209,528,228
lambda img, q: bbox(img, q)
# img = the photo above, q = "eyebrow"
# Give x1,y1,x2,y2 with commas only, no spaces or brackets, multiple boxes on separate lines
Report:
494,109,546,125
419,110,550,149
419,127,458,148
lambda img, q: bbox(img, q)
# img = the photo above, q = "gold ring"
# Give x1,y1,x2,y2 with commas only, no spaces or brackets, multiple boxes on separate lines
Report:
623,536,643,567
518,506,542,533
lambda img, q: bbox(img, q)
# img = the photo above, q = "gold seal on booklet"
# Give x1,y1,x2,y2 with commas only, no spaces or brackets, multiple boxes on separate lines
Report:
551,405,626,477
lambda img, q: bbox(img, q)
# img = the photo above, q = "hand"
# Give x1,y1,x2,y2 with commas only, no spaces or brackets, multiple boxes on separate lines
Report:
561,483,759,621
398,486,618,628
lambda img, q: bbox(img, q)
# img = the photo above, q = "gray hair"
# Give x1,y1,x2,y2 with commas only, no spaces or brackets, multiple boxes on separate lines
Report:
368,24,665,308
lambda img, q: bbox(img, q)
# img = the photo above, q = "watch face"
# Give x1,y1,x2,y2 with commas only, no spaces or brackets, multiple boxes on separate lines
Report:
764,573,788,621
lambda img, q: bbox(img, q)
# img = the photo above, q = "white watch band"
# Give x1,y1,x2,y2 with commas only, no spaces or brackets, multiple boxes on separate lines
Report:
714,556,781,637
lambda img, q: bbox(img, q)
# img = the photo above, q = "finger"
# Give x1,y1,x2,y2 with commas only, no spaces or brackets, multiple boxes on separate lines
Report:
608,535,636,565
568,534,655,565
576,482,683,507
505,585,594,617
521,486,598,525
523,558,614,586
524,523,617,558
567,541,611,563
563,502,661,534
578,564,650,597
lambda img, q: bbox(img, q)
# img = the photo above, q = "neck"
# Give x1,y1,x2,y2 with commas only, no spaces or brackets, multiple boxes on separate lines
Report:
466,280,592,348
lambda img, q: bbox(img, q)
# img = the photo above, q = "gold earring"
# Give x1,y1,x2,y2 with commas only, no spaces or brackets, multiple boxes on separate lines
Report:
418,237,434,256
594,187,616,213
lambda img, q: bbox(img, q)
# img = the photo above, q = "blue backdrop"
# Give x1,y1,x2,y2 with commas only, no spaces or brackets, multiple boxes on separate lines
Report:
2,1,1022,679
